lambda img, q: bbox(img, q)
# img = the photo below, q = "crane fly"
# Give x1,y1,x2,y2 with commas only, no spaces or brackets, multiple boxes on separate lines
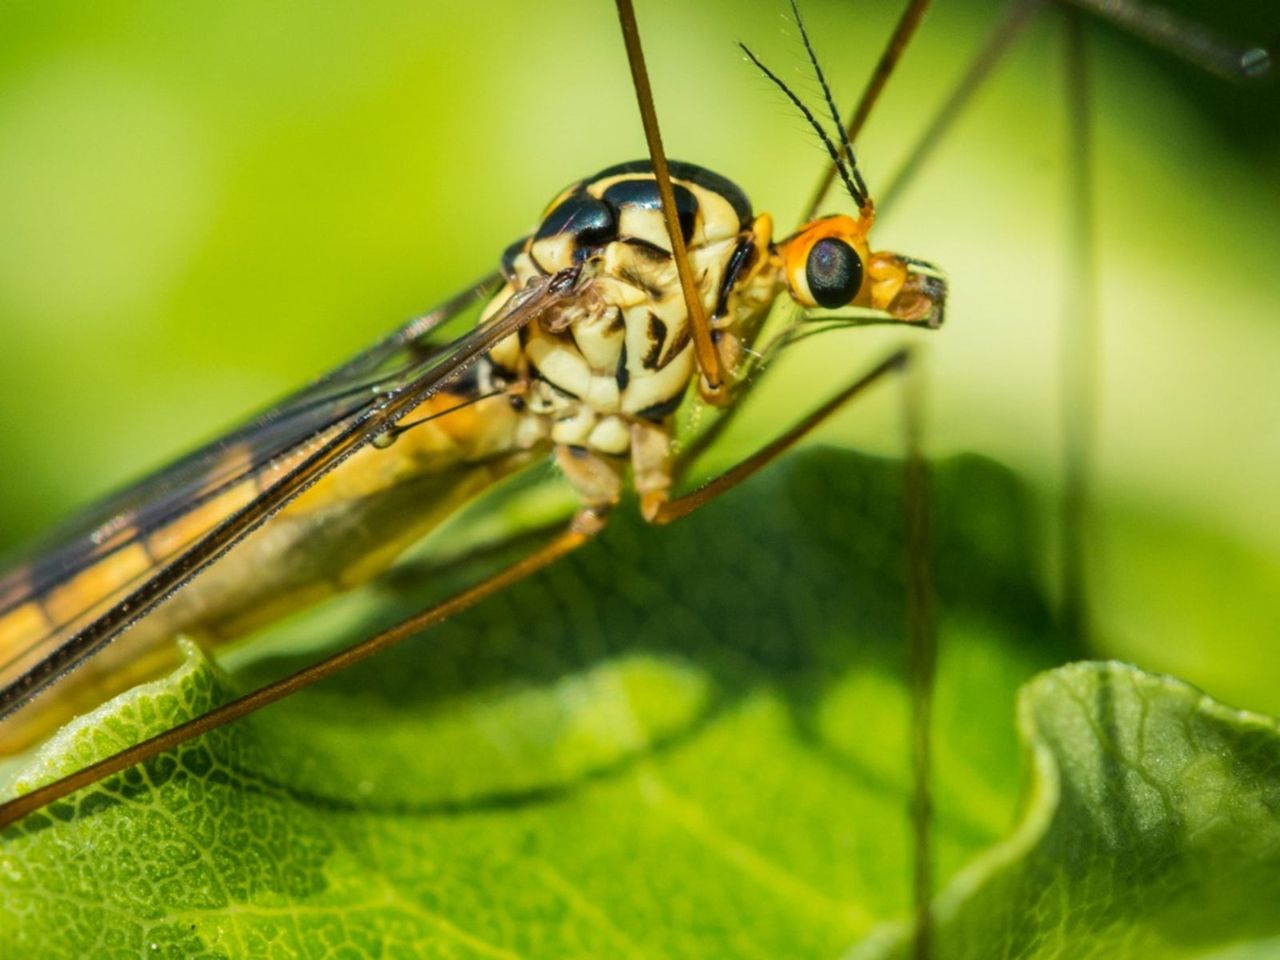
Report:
0,0,945,842
0,2,1270,957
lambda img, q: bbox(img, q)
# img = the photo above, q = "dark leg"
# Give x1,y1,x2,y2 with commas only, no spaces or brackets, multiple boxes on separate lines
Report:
1059,4,1096,648
0,512,605,829
651,346,938,959
878,0,1042,218
648,349,910,524
902,360,936,960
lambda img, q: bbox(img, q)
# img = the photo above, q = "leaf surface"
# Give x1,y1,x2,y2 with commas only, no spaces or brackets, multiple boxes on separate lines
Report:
2,449,1276,959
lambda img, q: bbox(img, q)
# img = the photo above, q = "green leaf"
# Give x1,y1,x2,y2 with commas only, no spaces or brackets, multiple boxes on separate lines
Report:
859,662,1280,960
2,449,1276,959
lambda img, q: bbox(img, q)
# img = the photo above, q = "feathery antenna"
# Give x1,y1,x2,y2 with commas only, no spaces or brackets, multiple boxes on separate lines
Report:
786,0,872,212
739,42,870,213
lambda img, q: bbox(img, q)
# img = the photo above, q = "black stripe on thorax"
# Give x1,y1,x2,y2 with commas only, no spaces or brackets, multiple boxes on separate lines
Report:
590,159,752,230
714,234,758,319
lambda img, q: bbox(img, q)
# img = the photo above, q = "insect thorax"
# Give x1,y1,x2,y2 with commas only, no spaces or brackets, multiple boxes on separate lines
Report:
478,161,780,472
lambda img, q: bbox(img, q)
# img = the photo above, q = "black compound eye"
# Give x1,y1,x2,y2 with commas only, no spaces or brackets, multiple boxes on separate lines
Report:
805,237,863,308
534,191,617,246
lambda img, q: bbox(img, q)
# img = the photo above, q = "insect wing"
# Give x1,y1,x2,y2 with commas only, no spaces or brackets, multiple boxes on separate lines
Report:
0,276,500,614
0,269,572,719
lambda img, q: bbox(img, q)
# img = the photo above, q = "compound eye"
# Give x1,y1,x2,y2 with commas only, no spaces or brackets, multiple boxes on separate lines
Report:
805,237,863,308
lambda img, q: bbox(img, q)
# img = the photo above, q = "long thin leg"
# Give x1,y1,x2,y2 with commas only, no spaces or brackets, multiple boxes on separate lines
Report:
902,358,935,960
1059,6,1096,646
614,0,726,402
0,512,604,830
650,348,909,524
656,346,938,956
1063,0,1270,80
878,0,1041,218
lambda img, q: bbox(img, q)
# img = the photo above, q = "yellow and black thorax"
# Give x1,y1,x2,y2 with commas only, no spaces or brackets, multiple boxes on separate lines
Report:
478,159,781,458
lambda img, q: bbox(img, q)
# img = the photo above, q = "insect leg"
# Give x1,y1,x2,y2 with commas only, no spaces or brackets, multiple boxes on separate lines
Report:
0,509,607,830
902,357,936,960
1059,5,1097,646
614,0,727,403
646,349,910,524
877,0,1040,218
652,346,938,955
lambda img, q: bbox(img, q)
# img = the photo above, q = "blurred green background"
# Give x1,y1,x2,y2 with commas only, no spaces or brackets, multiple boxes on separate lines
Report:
0,0,1276,710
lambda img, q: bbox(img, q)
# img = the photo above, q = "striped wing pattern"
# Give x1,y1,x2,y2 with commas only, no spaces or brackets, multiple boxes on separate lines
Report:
0,270,577,718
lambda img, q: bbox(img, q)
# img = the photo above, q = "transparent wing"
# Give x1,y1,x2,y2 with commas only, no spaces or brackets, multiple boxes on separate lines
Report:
0,276,500,615
0,268,579,717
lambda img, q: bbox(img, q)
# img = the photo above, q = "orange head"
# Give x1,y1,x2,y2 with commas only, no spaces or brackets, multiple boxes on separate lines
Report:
776,214,947,328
